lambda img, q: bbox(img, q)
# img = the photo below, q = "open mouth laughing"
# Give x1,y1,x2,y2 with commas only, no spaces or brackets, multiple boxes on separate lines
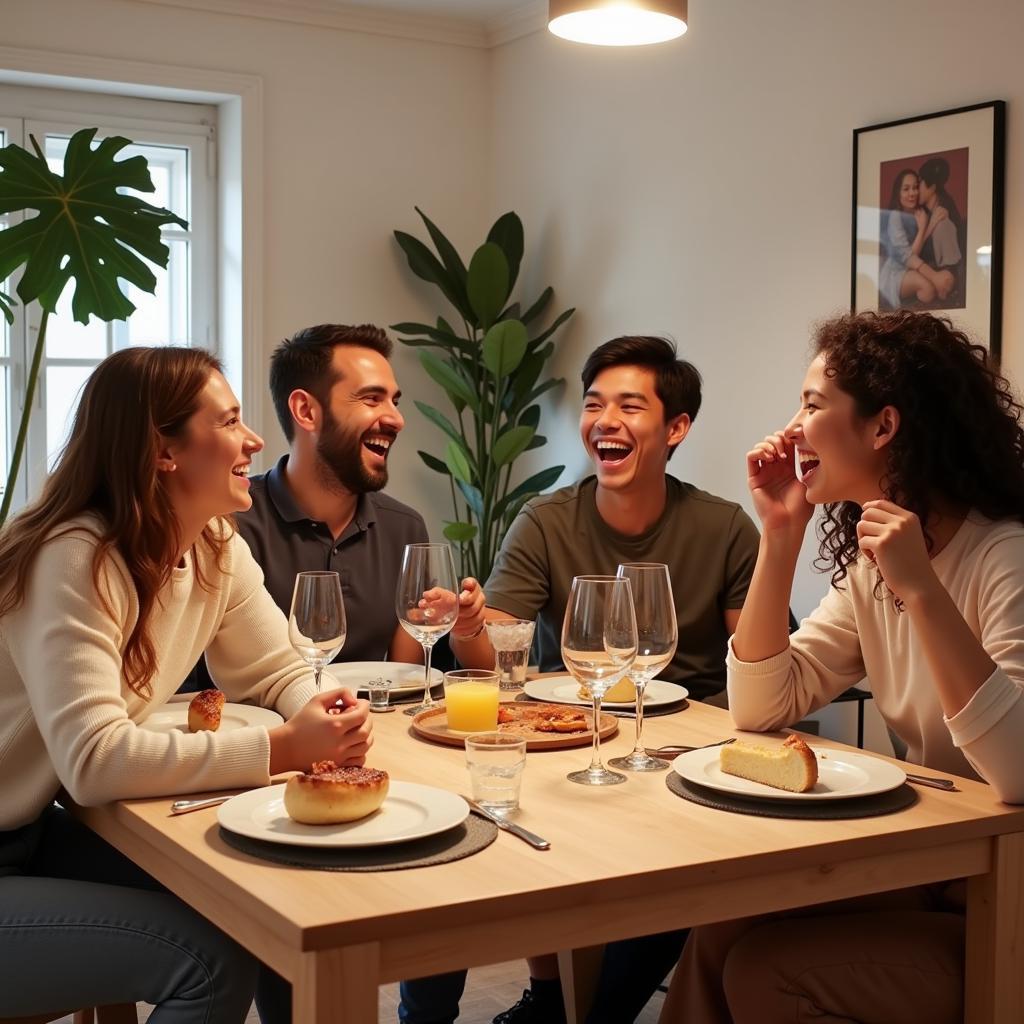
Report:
593,438,634,466
231,462,250,483
795,448,820,484
362,433,395,461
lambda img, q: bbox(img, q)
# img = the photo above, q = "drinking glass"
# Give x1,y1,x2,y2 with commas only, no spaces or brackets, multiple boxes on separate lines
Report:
444,669,500,732
561,575,637,786
609,563,678,772
485,618,535,691
465,733,527,817
288,571,346,693
367,676,394,713
396,542,459,715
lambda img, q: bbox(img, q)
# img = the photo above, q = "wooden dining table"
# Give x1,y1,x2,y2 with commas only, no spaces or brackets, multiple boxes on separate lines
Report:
75,688,1024,1024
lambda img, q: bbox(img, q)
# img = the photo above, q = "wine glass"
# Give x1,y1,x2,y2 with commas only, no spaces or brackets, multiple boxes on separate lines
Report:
288,571,346,693
396,543,459,715
609,563,678,772
561,575,637,786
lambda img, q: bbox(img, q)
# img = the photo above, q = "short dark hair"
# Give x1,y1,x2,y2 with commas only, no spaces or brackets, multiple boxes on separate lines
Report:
270,324,392,441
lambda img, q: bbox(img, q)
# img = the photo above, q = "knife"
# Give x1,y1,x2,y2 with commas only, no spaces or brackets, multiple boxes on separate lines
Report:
466,799,550,850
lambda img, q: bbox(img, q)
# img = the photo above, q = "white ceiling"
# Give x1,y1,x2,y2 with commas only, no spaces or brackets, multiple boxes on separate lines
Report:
345,0,528,20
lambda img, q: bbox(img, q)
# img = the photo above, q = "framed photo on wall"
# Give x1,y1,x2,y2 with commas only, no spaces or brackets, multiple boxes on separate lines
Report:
851,100,1005,357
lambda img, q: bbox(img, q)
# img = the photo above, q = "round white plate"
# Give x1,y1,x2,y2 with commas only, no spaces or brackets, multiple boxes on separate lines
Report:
671,745,907,802
141,701,283,734
217,781,469,847
524,675,688,708
323,661,443,695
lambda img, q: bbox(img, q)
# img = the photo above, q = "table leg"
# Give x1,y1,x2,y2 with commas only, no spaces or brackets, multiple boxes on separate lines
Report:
966,831,1024,1024
292,943,379,1024
557,945,605,1024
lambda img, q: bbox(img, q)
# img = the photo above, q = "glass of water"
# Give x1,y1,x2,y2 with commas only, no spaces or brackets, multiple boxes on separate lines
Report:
366,676,394,713
484,618,535,691
465,733,527,818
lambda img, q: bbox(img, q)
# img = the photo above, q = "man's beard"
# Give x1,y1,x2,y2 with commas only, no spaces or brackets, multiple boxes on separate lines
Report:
315,410,390,495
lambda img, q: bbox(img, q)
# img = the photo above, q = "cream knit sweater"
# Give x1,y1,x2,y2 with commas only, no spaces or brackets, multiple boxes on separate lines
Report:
727,514,1024,803
0,517,317,830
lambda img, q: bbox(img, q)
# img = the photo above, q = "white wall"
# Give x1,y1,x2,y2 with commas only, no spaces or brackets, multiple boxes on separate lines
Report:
1,0,489,506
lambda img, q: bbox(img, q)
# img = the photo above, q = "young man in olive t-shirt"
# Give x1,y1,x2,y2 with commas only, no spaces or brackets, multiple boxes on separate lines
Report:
405,337,759,1024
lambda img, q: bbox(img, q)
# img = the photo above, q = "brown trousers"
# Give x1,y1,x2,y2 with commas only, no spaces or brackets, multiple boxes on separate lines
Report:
658,887,964,1024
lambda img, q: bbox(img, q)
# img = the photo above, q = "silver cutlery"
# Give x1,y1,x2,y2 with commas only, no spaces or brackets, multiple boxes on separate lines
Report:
170,795,233,815
904,773,959,791
644,737,736,758
466,799,550,850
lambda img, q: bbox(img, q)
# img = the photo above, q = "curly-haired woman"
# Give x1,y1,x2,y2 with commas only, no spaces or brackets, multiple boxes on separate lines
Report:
0,346,372,1021
660,310,1024,1023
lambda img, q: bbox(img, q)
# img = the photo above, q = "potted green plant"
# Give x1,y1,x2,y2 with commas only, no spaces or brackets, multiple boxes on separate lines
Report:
0,127,187,525
393,208,574,581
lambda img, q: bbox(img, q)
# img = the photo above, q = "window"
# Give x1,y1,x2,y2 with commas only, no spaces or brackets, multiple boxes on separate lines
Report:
0,86,215,511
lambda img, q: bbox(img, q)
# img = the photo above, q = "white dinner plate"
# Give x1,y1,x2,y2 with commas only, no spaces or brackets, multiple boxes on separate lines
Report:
671,745,907,802
524,675,689,708
140,701,283,734
217,781,469,847
323,661,443,695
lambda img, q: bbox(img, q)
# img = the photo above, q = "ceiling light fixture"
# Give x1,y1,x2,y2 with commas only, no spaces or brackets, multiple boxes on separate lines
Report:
548,0,687,46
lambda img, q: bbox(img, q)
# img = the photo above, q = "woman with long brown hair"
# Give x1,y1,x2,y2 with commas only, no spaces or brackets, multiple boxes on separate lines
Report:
0,346,372,1021
661,310,1024,1023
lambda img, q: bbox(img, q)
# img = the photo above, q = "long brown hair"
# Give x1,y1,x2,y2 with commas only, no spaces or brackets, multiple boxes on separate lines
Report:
0,346,230,698
813,311,1024,589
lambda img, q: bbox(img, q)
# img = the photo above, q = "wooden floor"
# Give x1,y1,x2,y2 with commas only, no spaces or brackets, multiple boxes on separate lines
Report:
65,960,666,1022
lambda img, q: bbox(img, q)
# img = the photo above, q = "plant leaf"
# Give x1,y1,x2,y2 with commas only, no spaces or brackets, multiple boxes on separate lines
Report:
527,306,575,352
521,377,563,409
445,439,475,484
394,229,473,323
415,206,468,288
518,403,541,430
456,480,484,518
0,128,187,323
418,450,450,476
492,425,535,467
391,320,472,355
520,286,553,326
467,242,509,331
486,211,524,295
526,433,547,450
414,399,467,450
0,289,14,325
419,351,478,413
482,319,528,378
443,521,478,543
495,465,565,515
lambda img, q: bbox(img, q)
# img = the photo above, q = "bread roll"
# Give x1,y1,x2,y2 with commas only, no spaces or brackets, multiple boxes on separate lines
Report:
188,689,226,733
719,734,818,793
284,761,390,824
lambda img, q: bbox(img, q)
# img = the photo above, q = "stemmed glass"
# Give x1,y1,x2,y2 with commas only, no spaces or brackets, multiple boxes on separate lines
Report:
561,575,638,786
609,563,678,772
396,543,459,715
288,571,347,693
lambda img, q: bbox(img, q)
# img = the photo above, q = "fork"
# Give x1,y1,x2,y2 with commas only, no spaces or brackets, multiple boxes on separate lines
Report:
644,738,736,758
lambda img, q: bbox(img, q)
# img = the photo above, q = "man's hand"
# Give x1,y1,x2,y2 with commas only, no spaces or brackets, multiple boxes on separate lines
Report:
451,577,487,639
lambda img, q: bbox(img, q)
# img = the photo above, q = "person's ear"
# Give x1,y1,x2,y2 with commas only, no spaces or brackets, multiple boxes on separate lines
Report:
155,438,178,474
872,405,900,450
288,389,321,435
667,414,692,449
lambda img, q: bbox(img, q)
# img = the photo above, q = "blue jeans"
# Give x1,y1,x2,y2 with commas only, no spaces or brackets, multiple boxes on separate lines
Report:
0,805,258,1022
398,970,468,1024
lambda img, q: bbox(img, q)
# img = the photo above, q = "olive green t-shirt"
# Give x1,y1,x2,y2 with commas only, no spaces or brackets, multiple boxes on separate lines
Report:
484,476,760,701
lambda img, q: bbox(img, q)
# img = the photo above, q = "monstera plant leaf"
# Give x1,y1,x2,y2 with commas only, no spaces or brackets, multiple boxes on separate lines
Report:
0,127,187,324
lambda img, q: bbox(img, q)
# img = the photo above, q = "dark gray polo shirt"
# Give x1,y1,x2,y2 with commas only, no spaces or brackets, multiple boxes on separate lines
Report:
237,455,429,661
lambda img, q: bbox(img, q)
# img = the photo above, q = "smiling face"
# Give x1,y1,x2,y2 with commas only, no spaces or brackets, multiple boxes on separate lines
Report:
785,355,894,507
315,345,404,494
897,172,919,211
579,365,689,494
161,369,264,522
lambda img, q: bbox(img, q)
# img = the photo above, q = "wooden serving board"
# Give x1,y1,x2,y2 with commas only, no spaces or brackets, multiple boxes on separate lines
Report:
410,702,618,751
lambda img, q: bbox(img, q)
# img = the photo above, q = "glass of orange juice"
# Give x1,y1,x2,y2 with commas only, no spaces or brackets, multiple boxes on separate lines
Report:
443,669,500,732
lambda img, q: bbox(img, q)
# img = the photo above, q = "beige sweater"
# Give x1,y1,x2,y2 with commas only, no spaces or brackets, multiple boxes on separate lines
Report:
0,517,317,829
728,514,1024,803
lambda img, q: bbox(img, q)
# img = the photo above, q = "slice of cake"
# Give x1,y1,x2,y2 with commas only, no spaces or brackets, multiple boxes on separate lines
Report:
577,677,636,703
719,734,818,793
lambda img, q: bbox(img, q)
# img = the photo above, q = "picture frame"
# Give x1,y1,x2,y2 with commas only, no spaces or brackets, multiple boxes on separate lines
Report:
851,101,1005,358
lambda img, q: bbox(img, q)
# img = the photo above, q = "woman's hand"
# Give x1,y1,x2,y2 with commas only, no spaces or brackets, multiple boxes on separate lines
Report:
913,207,929,233
856,500,938,603
269,687,373,774
746,432,814,535
451,577,486,639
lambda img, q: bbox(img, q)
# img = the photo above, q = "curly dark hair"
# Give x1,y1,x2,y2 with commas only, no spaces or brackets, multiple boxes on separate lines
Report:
812,310,1024,588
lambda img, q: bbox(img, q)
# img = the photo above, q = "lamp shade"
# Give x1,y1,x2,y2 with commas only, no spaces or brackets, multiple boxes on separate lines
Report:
548,0,687,46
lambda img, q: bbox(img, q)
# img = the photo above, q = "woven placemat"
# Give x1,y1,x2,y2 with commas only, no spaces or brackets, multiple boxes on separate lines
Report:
515,693,689,718
666,773,918,819
218,815,497,871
